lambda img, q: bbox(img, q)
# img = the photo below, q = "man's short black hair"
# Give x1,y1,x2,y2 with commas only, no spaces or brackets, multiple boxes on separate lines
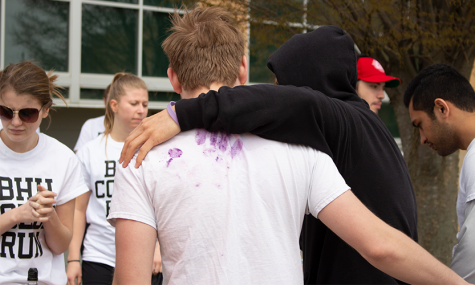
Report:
404,63,475,118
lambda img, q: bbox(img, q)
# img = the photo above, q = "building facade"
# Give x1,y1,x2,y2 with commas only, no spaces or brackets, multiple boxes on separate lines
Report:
0,0,400,149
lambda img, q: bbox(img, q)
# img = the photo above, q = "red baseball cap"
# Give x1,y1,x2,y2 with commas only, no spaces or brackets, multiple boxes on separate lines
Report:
357,57,401,88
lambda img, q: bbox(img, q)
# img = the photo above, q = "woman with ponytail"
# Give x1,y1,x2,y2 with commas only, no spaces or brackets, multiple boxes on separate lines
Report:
67,73,161,285
0,61,89,284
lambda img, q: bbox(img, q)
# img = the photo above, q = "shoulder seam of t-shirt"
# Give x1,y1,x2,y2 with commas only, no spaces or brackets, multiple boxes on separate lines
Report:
56,185,90,206
108,212,157,230
311,187,350,218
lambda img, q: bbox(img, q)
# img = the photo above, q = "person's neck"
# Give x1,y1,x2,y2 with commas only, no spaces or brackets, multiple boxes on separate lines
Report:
456,112,475,150
180,82,233,99
0,129,39,153
109,123,130,143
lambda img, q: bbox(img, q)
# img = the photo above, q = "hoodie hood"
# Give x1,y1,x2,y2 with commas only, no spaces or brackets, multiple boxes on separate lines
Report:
267,25,360,102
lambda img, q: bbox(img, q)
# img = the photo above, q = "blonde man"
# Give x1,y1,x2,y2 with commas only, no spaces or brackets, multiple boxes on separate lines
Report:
108,7,469,285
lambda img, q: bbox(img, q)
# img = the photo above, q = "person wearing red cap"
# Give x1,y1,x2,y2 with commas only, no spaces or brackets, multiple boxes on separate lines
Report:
356,55,401,114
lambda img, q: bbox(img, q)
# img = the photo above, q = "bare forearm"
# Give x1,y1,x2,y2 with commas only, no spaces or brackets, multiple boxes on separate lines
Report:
67,209,87,260
43,209,72,255
0,209,19,235
319,191,469,285
363,226,467,285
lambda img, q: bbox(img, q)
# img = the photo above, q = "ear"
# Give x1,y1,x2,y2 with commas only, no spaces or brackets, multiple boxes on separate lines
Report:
110,99,119,114
434,98,450,119
167,67,183,94
41,107,49,119
238,55,248,85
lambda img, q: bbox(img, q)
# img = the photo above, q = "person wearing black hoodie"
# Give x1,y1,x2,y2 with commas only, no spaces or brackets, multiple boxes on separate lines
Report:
120,26,418,284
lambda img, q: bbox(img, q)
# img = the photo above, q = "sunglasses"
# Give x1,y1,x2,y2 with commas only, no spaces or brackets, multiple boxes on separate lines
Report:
0,105,44,123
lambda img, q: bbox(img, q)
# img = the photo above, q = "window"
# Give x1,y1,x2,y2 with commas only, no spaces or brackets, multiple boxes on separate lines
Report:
142,10,171,77
81,4,138,74
0,0,184,109
4,0,69,71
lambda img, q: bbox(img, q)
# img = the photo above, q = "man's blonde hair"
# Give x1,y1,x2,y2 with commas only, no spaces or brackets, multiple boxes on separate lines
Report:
162,6,246,91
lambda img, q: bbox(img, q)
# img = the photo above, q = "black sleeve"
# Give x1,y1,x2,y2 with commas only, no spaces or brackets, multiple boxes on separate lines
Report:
175,84,335,158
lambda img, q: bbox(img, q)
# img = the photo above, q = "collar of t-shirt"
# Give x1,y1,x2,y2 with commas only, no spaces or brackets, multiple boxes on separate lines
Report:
0,132,46,161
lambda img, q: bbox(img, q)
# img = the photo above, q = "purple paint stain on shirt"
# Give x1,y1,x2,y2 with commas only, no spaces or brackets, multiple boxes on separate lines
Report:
210,132,218,147
217,132,229,152
231,139,243,158
195,129,207,145
169,148,183,158
196,183,201,187
166,148,183,167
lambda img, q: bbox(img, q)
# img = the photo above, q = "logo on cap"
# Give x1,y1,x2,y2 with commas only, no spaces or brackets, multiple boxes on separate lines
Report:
372,59,385,73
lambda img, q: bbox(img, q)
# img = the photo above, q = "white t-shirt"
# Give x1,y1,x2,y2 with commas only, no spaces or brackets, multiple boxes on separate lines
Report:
0,133,89,285
74,115,105,152
108,130,349,285
76,134,123,267
451,138,475,282
456,138,475,229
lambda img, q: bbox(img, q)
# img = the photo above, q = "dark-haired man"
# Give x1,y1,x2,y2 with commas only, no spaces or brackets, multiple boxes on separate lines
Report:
404,63,475,282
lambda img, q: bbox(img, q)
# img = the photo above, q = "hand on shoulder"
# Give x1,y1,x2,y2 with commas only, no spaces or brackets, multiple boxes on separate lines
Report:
120,107,181,168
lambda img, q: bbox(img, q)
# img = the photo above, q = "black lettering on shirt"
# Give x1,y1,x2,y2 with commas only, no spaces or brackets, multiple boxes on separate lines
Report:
33,232,42,257
95,180,105,198
105,161,116,177
106,180,114,198
106,200,111,217
18,232,34,259
0,231,43,259
0,177,14,201
0,203,15,215
0,232,16,258
44,179,53,192
19,220,42,230
15,177,33,201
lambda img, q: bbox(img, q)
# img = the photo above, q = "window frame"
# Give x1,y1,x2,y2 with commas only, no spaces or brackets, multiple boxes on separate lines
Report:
0,1,344,108
0,0,183,109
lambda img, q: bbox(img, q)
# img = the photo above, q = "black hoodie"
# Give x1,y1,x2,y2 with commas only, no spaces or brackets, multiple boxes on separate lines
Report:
175,25,417,284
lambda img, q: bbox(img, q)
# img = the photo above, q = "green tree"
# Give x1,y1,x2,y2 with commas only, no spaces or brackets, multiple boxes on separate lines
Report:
202,0,475,266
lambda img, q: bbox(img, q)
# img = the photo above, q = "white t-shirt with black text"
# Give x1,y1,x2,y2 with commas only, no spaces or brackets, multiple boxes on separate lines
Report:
0,133,89,285
76,134,123,267
108,130,349,285
74,115,105,152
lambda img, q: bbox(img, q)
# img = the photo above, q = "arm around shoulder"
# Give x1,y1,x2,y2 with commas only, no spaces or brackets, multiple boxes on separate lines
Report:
176,85,334,150
318,191,469,285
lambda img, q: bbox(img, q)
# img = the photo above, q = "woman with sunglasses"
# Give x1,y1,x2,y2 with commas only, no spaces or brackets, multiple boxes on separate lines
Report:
66,73,161,285
0,61,89,284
